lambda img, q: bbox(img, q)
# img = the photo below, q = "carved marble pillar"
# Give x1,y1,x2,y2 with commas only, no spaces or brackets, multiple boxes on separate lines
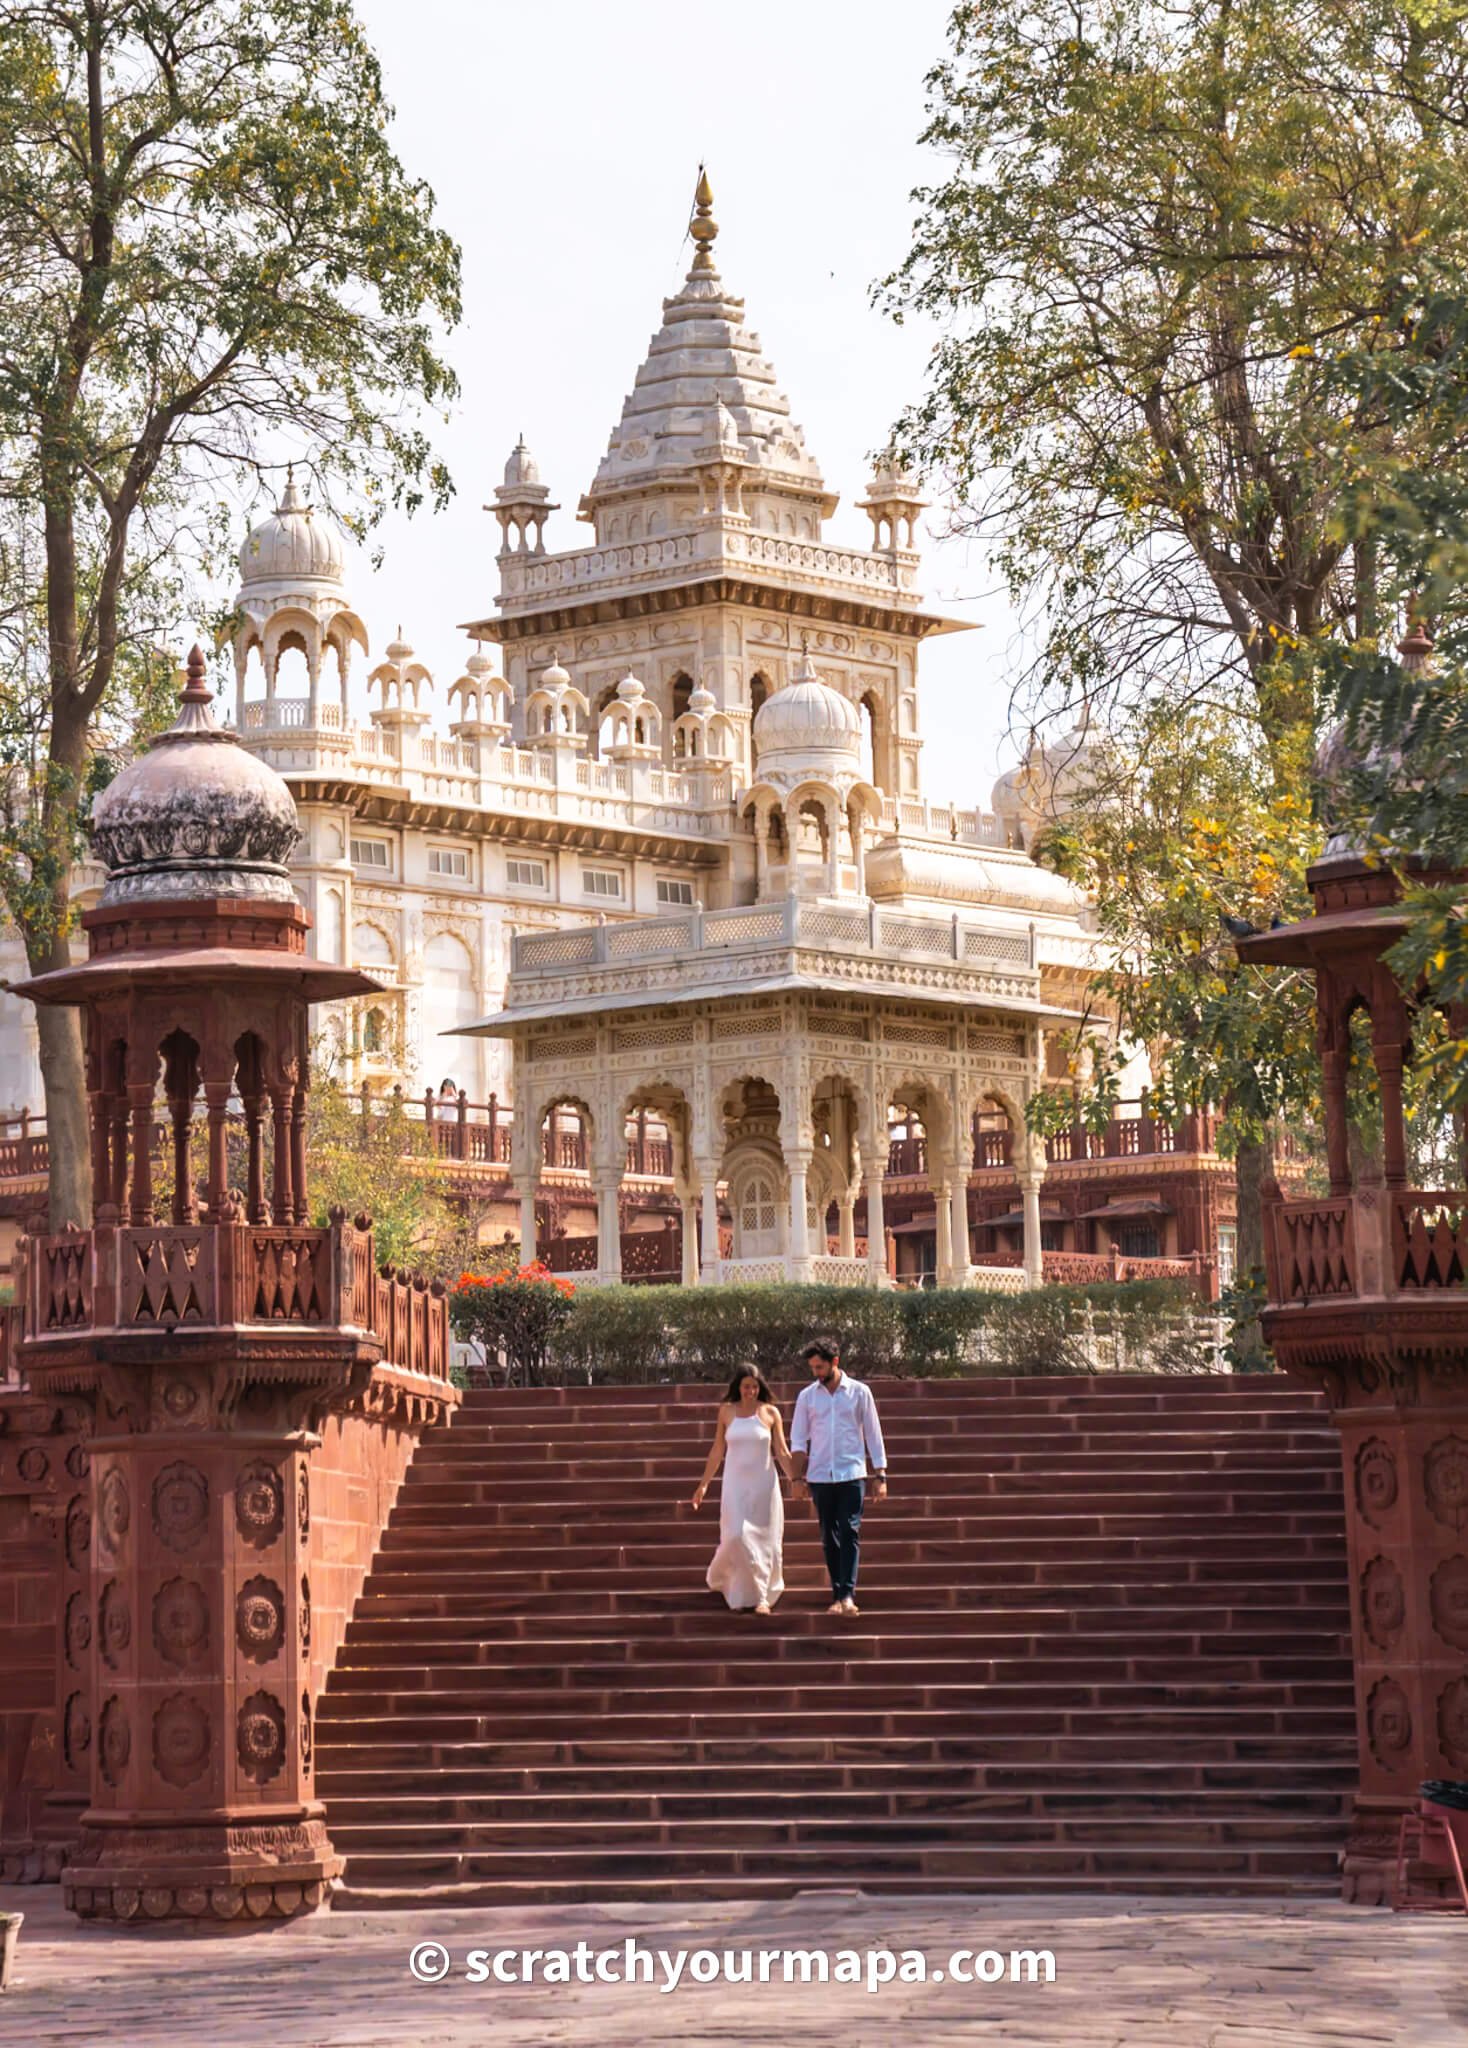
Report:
679,1193,699,1286
1021,1170,1045,1289
864,1161,887,1288
934,1182,954,1288
594,1173,622,1284
948,1175,972,1287
786,1152,813,1282
699,1165,721,1283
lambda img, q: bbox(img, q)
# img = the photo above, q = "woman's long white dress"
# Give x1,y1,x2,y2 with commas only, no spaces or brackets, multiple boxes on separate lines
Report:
705,1413,785,1610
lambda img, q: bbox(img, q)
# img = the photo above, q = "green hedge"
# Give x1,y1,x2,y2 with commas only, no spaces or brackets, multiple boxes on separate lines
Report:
547,1278,1216,1383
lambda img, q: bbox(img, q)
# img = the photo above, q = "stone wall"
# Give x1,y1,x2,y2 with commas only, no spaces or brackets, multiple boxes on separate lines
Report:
306,1403,427,1708
0,1389,88,1879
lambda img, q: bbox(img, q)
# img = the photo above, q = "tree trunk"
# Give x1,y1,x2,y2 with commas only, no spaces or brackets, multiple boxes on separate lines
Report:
1230,1131,1274,1370
34,1001,90,1230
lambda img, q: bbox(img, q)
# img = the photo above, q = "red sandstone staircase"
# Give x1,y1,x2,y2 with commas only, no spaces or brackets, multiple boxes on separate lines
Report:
316,1375,1355,1906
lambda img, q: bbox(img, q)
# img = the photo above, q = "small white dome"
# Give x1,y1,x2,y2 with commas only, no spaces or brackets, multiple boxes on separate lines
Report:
615,672,647,704
752,654,861,761
539,655,572,689
503,436,540,489
238,473,346,587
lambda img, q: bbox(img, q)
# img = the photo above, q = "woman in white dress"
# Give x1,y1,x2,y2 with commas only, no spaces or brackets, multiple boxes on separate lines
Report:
689,1367,794,1615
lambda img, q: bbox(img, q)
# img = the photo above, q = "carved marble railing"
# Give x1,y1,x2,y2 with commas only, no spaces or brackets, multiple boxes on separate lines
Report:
509,896,1036,983
23,1215,450,1380
495,525,917,607
875,795,1010,847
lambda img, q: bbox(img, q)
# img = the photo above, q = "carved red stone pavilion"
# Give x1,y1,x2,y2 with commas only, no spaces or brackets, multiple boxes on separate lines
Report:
1242,647,1468,1902
11,648,455,1923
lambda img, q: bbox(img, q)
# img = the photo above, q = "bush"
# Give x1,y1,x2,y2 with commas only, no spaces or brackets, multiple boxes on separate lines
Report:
546,1278,1213,1383
451,1262,577,1386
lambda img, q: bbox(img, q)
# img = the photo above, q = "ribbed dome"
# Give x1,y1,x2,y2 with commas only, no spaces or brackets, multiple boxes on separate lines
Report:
238,473,346,587
752,657,861,761
91,648,300,904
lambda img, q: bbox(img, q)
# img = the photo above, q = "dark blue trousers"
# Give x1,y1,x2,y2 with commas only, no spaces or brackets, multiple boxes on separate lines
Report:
809,1478,865,1601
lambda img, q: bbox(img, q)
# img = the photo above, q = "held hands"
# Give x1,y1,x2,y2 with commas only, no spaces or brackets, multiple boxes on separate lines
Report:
870,1477,888,1504
690,1481,708,1510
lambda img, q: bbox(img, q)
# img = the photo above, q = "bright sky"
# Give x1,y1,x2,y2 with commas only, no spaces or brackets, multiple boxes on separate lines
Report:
342,0,1025,802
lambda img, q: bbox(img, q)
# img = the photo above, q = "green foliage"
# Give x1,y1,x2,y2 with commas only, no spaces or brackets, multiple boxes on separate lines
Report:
0,0,461,1217
304,1079,485,1281
544,1280,1219,1384
1028,696,1322,1149
885,0,1468,732
451,1265,577,1388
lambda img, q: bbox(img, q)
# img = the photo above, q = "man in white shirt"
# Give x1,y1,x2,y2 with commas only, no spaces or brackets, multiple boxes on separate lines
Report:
790,1336,887,1616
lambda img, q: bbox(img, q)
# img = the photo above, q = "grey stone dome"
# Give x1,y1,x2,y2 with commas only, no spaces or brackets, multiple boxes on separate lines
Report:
90,648,301,905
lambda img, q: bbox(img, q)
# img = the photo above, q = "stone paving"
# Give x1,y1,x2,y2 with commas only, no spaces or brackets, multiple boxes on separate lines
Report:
1,1885,1464,2048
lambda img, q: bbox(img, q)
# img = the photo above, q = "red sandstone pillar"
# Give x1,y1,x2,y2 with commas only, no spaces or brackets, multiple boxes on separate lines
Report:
62,1382,337,1924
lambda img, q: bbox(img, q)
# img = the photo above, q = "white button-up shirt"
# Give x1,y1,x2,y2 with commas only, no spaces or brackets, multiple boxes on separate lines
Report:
791,1373,887,1484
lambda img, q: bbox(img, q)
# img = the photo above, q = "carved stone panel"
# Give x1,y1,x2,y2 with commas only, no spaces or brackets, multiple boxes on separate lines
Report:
153,1578,210,1667
1430,1555,1468,1652
153,1463,209,1553
236,1691,286,1784
1366,1676,1412,1768
153,1693,211,1789
98,1467,130,1556
235,1463,285,1548
1355,1439,1398,1529
1438,1676,1468,1770
99,1697,130,1788
1361,1556,1406,1653
1425,1436,1468,1533
98,1580,131,1671
236,1577,285,1664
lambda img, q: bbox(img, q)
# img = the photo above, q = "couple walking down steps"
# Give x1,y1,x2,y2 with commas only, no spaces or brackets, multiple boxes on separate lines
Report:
691,1338,888,1616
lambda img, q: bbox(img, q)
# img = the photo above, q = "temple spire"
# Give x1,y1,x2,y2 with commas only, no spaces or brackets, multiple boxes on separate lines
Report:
688,167,719,276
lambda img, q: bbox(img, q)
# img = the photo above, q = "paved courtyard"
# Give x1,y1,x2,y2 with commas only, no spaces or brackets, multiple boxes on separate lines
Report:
0,1885,1462,2048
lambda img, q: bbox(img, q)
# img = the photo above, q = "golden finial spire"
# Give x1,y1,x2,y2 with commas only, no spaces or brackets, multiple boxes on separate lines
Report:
689,166,719,275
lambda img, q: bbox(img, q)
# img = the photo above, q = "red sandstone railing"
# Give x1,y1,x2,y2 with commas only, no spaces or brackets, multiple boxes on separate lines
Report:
1262,1195,1358,1304
984,1247,1215,1290
1393,1193,1468,1290
22,1213,449,1378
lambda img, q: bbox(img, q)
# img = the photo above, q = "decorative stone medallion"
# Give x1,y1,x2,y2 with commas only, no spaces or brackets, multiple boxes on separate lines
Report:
235,1577,285,1663
99,1580,131,1670
299,1574,311,1656
297,1461,310,1540
98,1467,130,1555
64,1591,91,1669
153,1462,209,1553
1367,1676,1413,1767
153,1693,211,1788
1439,1677,1468,1769
152,1578,209,1666
18,1446,49,1484
63,1691,92,1770
1431,1556,1468,1652
65,1494,91,1571
1361,1557,1406,1652
1355,1439,1398,1528
300,1691,312,1777
235,1463,284,1547
162,1379,198,1420
65,1442,89,1480
99,1696,130,1788
1425,1437,1468,1533
236,1691,286,1783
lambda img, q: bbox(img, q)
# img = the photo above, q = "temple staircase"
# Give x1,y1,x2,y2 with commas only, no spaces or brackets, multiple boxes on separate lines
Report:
316,1375,1354,1906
